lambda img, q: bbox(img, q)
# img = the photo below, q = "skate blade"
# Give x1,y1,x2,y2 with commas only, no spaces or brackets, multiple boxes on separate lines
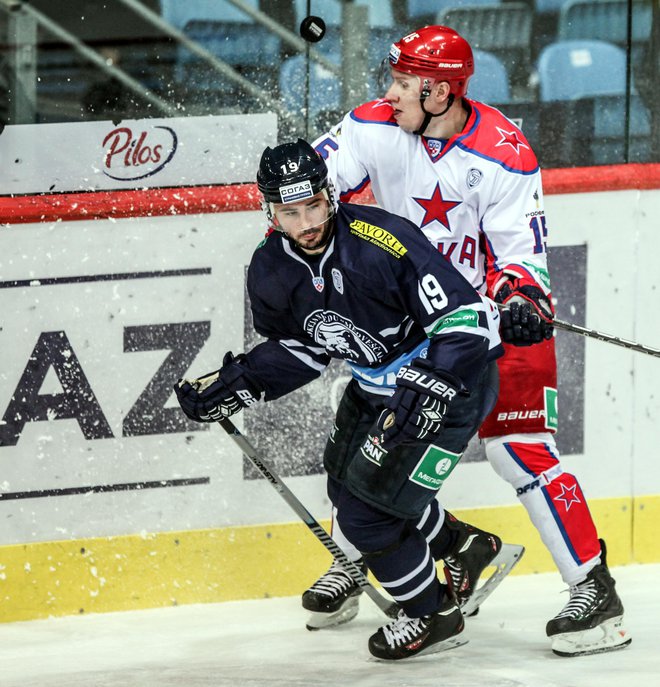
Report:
369,633,469,662
305,595,360,631
551,615,632,657
461,543,525,617
415,632,469,658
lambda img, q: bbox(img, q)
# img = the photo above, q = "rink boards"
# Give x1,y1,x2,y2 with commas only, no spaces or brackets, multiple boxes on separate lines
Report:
1,153,659,621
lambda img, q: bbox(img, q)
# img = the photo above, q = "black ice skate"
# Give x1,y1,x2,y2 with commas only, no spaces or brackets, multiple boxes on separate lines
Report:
368,595,467,660
546,539,631,657
302,559,366,630
442,512,525,617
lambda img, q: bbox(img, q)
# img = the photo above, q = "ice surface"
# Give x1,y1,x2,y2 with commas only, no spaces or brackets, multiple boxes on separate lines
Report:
0,563,657,687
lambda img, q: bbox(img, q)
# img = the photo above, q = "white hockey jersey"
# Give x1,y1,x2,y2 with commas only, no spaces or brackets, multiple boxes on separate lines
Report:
313,99,552,300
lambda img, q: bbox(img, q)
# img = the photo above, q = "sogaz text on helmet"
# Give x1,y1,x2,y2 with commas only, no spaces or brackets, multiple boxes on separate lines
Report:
257,139,331,205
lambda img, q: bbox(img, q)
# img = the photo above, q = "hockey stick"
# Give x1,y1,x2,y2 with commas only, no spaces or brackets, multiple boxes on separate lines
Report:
217,417,400,619
553,318,660,358
495,301,660,358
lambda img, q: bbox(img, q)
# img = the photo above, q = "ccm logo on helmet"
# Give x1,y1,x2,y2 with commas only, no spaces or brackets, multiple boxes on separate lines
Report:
279,180,314,203
397,367,457,400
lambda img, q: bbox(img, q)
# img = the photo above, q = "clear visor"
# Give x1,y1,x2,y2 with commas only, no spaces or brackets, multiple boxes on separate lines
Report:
267,188,335,233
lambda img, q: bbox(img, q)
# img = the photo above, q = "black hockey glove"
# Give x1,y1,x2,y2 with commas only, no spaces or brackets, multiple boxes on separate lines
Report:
495,281,554,346
174,352,262,423
377,359,463,446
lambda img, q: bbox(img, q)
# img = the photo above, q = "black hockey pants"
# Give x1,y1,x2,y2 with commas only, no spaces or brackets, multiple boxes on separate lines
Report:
324,361,499,519
324,361,499,617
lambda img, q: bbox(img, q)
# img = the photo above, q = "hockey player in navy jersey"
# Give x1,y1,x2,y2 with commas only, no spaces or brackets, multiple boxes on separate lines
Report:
308,25,630,657
174,139,509,660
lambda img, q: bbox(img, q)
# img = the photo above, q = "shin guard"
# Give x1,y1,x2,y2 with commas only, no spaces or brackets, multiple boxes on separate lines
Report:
485,434,601,585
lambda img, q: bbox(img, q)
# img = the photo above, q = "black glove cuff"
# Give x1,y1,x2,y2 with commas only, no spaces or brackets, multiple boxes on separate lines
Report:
220,352,264,401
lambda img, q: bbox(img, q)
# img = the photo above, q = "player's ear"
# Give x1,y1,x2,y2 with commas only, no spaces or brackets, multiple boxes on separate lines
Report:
433,80,452,104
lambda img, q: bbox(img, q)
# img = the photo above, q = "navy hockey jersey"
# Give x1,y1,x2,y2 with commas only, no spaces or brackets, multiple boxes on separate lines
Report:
244,203,502,401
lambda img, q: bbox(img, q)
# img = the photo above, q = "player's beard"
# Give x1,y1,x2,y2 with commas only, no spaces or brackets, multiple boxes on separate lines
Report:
294,216,334,253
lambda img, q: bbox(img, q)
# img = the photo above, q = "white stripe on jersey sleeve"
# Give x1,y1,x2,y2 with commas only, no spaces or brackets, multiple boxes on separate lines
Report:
278,340,328,372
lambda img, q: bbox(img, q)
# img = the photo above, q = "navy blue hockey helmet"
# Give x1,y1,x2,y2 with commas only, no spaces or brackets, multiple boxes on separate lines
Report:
257,139,333,206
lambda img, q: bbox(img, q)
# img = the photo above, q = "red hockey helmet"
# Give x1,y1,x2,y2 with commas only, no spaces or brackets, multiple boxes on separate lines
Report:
389,26,474,98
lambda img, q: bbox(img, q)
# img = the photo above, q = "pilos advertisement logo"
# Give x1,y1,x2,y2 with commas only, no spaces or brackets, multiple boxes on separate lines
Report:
102,125,178,181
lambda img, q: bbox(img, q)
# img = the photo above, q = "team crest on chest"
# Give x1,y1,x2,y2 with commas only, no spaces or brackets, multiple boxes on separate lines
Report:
304,310,386,363
466,168,483,189
331,268,344,294
312,276,325,292
412,183,461,231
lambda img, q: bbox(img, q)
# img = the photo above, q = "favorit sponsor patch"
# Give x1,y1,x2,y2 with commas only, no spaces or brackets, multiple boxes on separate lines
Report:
349,219,407,258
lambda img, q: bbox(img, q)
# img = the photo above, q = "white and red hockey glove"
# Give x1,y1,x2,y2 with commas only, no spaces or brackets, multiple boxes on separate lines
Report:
494,278,554,346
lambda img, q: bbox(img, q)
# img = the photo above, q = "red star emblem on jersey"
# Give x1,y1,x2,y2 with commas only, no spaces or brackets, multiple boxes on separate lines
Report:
412,183,461,231
495,127,529,154
554,483,581,512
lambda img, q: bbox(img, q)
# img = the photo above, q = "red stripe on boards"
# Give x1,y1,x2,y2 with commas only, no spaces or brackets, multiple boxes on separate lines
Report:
1,163,658,225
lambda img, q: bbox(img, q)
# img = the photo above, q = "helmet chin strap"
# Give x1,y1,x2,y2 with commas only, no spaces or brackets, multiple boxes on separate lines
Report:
266,188,336,233
413,93,455,136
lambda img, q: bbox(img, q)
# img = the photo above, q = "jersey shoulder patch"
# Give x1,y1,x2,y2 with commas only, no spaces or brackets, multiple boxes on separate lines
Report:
351,99,397,126
459,101,539,174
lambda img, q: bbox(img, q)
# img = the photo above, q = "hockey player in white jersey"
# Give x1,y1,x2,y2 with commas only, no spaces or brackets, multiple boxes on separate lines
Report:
306,25,630,657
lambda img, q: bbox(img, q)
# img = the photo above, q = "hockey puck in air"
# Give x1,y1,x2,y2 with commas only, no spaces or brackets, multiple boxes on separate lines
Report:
299,15,326,43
